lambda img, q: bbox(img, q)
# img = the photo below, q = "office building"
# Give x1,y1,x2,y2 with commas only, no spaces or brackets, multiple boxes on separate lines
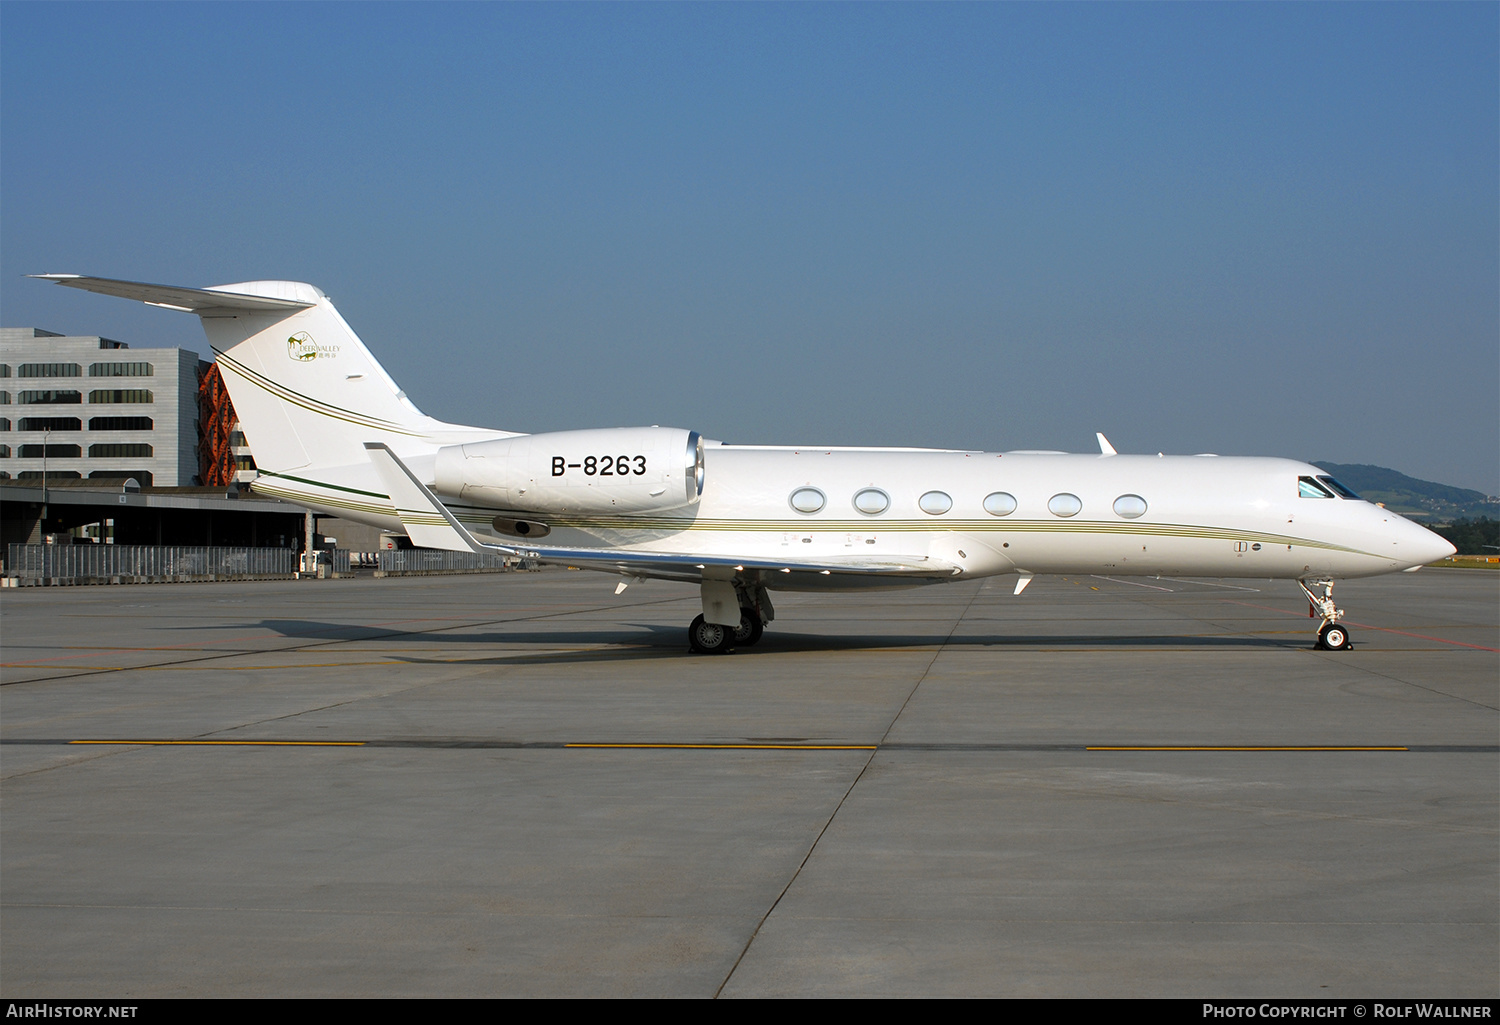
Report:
0,327,203,487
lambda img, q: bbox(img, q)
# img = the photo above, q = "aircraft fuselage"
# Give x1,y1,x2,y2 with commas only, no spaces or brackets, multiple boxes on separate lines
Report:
32,273,1458,652
256,446,1450,589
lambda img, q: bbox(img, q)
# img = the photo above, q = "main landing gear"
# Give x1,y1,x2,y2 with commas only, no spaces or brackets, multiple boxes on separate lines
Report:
688,615,733,654
1299,578,1353,651
688,580,773,654
732,607,764,647
687,607,766,654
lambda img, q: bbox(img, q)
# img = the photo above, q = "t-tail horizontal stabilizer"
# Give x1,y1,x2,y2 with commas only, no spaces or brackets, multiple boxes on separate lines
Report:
364,443,508,555
28,274,316,314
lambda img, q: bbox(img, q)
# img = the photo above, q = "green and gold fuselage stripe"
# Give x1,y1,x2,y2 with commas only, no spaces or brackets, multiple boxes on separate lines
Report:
258,469,388,499
251,474,1370,557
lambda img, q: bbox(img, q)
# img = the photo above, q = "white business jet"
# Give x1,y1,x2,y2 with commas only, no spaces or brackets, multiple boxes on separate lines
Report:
32,274,1456,653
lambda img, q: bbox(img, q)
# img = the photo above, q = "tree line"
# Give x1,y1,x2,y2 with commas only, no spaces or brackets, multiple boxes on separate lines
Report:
1430,518,1499,555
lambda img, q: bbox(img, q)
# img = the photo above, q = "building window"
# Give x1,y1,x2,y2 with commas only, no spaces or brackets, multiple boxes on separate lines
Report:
88,443,154,458
18,390,82,404
0,445,8,457
0,392,9,404
0,365,10,377
89,362,154,377
18,444,82,458
0,418,8,432
89,416,154,431
18,470,81,479
88,389,153,404
18,363,81,378
18,417,82,431
235,454,257,470
229,430,247,446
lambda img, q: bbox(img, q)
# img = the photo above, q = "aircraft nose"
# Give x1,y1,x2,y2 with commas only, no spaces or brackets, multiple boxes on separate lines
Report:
1423,532,1458,563
1398,519,1456,567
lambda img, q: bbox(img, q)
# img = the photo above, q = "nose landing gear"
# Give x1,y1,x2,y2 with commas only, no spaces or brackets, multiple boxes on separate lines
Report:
1318,622,1351,651
1299,578,1352,651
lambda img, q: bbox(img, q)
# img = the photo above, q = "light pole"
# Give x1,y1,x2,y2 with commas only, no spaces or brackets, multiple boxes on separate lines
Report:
40,427,51,534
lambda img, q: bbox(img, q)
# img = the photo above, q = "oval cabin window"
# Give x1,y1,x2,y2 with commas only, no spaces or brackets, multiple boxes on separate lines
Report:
852,488,890,515
1048,493,1082,517
789,487,826,514
983,492,1017,516
1113,494,1147,518
918,491,953,515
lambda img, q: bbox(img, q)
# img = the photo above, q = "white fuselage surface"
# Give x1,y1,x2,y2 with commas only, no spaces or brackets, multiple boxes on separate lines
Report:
30,273,1456,650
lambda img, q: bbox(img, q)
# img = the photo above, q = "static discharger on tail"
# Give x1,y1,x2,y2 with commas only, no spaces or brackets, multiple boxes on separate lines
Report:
31,274,1457,654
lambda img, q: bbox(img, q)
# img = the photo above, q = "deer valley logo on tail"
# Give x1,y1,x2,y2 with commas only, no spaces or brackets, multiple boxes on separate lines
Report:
287,332,338,362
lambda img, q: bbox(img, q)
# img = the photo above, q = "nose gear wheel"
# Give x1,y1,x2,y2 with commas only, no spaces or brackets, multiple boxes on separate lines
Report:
1318,622,1352,651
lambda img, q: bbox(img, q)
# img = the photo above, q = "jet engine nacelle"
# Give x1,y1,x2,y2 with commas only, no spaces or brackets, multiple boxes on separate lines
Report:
433,427,705,515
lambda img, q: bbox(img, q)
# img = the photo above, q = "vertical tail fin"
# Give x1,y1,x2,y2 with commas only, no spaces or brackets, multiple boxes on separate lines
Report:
29,275,509,483
200,280,448,473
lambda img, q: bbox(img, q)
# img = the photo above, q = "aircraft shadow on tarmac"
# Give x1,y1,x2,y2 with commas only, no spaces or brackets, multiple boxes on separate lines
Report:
214,618,1304,665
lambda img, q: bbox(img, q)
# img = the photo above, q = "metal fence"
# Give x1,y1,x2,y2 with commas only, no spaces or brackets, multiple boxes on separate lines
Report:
3,544,523,584
5,544,299,584
374,548,517,576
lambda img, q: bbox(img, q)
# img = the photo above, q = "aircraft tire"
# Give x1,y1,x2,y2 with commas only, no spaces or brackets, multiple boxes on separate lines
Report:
688,614,734,654
732,608,764,647
1318,623,1352,651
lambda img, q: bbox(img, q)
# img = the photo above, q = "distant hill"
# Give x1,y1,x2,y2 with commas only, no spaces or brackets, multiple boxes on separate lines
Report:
1309,462,1499,522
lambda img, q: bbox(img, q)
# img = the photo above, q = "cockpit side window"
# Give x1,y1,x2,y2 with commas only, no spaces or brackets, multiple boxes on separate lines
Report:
1316,475,1361,499
1298,476,1336,499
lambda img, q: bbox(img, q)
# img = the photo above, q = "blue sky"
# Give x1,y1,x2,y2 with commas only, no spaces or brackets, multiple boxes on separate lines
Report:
4,3,1495,492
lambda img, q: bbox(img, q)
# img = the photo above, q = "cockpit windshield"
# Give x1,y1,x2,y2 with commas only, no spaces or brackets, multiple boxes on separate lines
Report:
1298,476,1336,499
1316,475,1362,499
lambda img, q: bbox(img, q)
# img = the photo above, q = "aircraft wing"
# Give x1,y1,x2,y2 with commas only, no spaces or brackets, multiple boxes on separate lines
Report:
502,546,960,583
365,443,958,583
28,274,314,314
